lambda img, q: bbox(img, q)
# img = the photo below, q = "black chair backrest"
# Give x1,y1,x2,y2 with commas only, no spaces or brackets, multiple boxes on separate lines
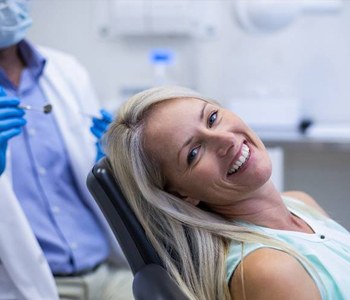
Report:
87,157,189,300
87,157,162,274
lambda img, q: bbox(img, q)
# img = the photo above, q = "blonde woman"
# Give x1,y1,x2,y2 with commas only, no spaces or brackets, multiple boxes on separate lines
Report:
104,86,350,300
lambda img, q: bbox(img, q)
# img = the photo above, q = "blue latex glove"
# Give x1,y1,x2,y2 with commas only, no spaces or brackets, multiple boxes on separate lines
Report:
0,86,26,175
90,109,113,161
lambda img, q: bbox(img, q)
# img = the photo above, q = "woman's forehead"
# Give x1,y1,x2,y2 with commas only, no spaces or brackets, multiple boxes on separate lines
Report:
143,98,205,154
145,98,206,130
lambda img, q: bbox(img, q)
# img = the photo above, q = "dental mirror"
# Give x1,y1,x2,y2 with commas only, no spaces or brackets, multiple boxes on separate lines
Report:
19,103,53,114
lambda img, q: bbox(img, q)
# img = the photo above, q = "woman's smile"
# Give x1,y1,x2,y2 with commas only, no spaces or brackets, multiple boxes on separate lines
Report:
227,141,251,176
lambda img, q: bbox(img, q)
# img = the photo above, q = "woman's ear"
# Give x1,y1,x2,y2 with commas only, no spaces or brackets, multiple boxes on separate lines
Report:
168,190,200,206
183,196,200,207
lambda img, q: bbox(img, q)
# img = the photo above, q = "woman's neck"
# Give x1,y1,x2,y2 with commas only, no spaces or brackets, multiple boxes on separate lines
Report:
0,44,25,87
219,181,313,233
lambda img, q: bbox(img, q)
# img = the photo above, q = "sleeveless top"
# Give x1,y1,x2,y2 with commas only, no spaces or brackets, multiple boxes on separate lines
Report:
226,196,350,299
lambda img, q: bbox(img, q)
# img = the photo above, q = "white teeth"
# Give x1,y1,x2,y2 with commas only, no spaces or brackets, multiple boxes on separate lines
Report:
227,143,250,175
239,155,246,163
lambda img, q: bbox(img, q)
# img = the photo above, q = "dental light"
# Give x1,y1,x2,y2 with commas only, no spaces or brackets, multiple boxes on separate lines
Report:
233,0,343,34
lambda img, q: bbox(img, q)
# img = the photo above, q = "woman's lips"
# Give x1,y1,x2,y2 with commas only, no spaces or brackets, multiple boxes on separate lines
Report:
227,142,250,175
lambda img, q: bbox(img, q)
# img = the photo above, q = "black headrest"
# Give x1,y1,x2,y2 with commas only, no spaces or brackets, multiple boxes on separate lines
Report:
86,157,163,274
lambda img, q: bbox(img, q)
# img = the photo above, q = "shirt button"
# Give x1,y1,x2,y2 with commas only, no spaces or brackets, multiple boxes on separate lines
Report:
52,206,60,214
38,167,46,175
70,243,78,250
28,128,36,136
320,234,325,239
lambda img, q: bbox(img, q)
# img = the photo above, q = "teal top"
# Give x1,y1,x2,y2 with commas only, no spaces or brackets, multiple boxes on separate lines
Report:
226,196,350,299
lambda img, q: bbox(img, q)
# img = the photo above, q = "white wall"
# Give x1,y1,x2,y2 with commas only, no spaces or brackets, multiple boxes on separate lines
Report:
28,0,350,229
28,0,350,122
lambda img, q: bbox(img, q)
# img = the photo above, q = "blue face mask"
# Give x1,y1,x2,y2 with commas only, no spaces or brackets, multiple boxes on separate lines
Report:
0,0,32,49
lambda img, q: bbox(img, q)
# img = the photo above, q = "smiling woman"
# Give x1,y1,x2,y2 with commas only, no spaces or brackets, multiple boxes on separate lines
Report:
142,97,272,212
104,86,350,300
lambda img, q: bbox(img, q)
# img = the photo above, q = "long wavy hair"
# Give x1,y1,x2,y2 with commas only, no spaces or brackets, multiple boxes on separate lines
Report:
104,86,323,300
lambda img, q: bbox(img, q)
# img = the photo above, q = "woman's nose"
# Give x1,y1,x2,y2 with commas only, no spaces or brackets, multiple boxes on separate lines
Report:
207,131,234,157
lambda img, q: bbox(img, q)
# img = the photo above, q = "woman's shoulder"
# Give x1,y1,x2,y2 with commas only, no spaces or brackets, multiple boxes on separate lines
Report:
230,247,321,300
282,190,329,217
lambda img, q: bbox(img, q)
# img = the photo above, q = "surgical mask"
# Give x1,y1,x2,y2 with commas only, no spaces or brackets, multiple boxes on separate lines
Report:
0,0,32,49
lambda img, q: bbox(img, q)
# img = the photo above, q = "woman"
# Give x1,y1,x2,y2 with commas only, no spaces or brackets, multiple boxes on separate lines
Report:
104,86,350,300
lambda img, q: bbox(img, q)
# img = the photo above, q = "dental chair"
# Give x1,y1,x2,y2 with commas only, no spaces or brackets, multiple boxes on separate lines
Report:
86,157,189,300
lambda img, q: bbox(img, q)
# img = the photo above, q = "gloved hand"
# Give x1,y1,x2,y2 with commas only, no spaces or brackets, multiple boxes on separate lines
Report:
0,86,26,175
90,108,113,162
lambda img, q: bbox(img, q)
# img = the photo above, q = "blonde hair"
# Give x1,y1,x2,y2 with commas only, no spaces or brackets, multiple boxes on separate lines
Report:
104,86,323,300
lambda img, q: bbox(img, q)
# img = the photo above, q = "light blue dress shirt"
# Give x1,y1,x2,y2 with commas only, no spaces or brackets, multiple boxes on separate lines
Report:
1,40,109,275
226,196,350,299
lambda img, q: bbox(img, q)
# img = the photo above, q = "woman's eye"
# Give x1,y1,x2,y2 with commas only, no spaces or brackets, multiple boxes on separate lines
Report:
187,147,199,165
208,111,218,128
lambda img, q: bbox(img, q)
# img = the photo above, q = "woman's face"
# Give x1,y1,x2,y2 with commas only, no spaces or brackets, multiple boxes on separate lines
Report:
143,97,272,213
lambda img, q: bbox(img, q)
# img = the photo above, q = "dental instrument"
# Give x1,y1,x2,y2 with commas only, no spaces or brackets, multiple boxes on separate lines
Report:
19,103,53,114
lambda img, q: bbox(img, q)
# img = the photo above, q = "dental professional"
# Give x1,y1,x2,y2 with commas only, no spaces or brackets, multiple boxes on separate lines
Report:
0,1,132,299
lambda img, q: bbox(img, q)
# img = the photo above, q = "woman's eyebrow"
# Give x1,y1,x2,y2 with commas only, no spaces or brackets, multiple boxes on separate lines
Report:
200,101,208,120
177,102,208,164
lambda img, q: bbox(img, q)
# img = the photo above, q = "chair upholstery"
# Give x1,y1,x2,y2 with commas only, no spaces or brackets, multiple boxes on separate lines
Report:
87,157,189,300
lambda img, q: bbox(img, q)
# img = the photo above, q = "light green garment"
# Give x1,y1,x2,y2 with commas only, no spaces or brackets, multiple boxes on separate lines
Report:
226,196,350,299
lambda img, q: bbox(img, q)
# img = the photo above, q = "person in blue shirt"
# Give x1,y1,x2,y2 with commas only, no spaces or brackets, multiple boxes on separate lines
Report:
105,85,350,300
0,1,133,299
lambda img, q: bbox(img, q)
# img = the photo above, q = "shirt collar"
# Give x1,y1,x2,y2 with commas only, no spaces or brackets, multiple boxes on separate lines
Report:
18,39,46,80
